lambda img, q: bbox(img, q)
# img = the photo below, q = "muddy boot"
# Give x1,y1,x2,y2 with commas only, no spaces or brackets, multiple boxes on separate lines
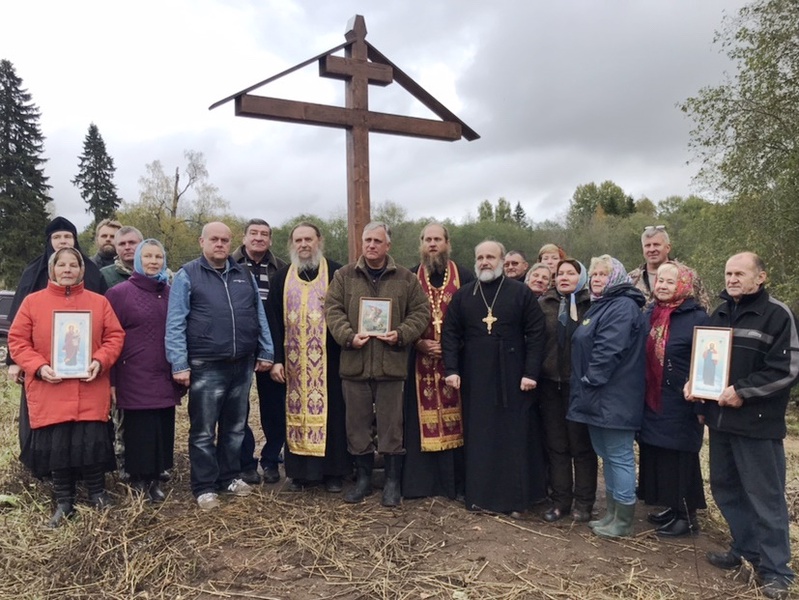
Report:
381,454,403,507
588,496,616,529
344,453,374,503
49,469,76,528
594,501,635,538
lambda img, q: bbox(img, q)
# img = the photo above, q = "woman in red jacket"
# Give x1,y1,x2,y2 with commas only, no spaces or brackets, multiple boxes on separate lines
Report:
8,248,124,527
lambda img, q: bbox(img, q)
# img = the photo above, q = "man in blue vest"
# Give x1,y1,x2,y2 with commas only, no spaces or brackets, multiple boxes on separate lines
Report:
166,221,274,510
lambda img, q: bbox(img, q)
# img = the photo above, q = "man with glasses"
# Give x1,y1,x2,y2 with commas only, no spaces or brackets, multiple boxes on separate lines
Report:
628,225,709,309
503,250,529,282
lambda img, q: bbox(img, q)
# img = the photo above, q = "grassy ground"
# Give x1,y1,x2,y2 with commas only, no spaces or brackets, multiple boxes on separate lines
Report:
1,376,798,599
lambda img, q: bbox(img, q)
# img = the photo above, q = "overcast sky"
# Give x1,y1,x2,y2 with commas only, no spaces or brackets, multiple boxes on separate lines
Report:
2,0,745,233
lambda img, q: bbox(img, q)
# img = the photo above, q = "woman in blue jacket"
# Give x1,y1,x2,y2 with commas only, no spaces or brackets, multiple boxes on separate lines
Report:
639,262,709,536
568,255,646,538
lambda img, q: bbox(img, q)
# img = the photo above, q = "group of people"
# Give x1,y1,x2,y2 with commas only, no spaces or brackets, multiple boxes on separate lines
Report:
5,216,797,599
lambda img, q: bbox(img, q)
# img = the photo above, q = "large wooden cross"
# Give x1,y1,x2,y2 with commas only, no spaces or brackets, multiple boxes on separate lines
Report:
210,15,479,260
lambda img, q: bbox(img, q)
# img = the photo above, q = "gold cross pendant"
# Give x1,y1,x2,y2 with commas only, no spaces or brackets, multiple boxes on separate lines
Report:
432,310,443,337
482,309,497,334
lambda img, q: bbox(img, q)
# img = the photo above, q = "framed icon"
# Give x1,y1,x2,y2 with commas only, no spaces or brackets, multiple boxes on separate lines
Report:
688,326,733,401
52,311,92,379
358,297,392,336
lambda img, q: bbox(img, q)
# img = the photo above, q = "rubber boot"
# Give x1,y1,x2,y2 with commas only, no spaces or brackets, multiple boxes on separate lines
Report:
344,453,374,503
381,454,403,507
594,501,636,538
84,463,112,509
588,496,616,530
49,468,76,528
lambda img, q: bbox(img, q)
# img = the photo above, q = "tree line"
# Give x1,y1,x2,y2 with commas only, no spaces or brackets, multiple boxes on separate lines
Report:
2,0,797,308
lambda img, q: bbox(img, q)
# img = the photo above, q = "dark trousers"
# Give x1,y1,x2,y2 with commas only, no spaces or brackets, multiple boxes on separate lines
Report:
243,370,286,470
709,428,794,582
341,379,404,455
539,379,597,510
188,357,254,497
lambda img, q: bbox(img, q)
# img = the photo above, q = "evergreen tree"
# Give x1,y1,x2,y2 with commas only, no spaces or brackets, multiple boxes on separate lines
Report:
512,201,528,227
0,59,51,286
72,122,121,223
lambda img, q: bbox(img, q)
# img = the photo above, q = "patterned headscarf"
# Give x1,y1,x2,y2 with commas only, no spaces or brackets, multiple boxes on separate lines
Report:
589,255,630,301
555,259,587,346
133,239,169,283
47,247,85,286
645,262,696,412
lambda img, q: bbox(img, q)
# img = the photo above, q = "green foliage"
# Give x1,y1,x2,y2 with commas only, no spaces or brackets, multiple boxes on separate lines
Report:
0,59,51,287
512,202,529,228
72,123,121,224
681,0,799,308
117,150,230,269
477,199,493,222
567,180,635,227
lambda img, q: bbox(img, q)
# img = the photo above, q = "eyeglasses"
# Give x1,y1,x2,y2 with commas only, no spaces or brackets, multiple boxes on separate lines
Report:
644,225,666,233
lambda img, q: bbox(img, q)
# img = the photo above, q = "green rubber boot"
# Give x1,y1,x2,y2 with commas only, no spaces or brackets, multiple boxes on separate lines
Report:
594,501,636,538
588,496,616,529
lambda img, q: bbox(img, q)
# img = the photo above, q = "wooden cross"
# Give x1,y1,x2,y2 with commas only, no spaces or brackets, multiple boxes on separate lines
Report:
210,15,478,261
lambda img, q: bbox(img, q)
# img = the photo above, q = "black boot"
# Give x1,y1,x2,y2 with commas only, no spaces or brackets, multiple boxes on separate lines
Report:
147,480,166,503
49,469,76,528
84,463,112,509
657,511,700,537
381,454,403,507
344,454,374,503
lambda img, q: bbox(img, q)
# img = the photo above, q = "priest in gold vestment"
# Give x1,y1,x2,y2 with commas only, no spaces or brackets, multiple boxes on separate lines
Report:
269,223,350,492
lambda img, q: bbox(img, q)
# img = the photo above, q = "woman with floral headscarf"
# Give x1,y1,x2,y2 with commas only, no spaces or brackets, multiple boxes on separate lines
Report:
539,258,596,523
638,262,709,537
106,240,184,504
8,247,124,527
568,255,647,538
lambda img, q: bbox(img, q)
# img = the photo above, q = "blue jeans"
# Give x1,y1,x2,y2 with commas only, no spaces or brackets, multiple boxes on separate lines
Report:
588,426,636,505
709,429,794,583
188,357,254,497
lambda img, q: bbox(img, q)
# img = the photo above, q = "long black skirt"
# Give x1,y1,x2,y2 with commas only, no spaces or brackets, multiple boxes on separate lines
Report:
638,442,707,513
122,407,175,479
28,420,114,478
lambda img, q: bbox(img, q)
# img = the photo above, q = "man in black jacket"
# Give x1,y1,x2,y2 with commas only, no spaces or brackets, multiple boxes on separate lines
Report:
687,252,799,600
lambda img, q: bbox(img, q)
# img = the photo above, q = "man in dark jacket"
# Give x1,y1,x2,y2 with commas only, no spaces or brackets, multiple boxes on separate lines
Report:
90,218,122,268
100,226,142,289
687,252,799,600
232,218,287,484
166,221,275,510
325,222,429,507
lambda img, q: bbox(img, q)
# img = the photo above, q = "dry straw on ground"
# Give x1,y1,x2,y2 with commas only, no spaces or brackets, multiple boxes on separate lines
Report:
1,378,798,599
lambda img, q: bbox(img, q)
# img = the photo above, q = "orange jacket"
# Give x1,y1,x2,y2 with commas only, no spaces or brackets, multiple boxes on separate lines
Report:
8,282,125,429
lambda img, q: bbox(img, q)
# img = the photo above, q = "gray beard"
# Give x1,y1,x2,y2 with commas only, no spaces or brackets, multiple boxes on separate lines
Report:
421,250,450,274
290,248,323,271
476,264,504,282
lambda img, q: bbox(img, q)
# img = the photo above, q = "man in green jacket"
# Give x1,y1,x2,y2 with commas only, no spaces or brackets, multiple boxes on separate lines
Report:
325,222,429,507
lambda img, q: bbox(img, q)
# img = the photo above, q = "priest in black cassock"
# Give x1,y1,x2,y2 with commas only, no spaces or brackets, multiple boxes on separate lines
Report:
442,240,548,514
402,223,474,500
268,222,351,492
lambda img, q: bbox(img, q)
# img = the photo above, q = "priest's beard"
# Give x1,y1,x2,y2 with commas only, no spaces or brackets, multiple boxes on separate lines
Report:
421,249,450,275
290,247,323,271
475,264,504,282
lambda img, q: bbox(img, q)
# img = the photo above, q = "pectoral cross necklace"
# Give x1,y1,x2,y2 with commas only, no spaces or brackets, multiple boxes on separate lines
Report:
477,276,505,334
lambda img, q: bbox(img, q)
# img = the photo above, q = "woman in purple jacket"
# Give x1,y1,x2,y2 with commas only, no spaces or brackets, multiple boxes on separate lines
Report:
106,239,184,502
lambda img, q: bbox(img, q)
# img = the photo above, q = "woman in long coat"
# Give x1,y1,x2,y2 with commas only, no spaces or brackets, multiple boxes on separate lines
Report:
568,255,646,538
8,248,124,527
638,262,709,536
106,240,183,503
538,258,596,522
